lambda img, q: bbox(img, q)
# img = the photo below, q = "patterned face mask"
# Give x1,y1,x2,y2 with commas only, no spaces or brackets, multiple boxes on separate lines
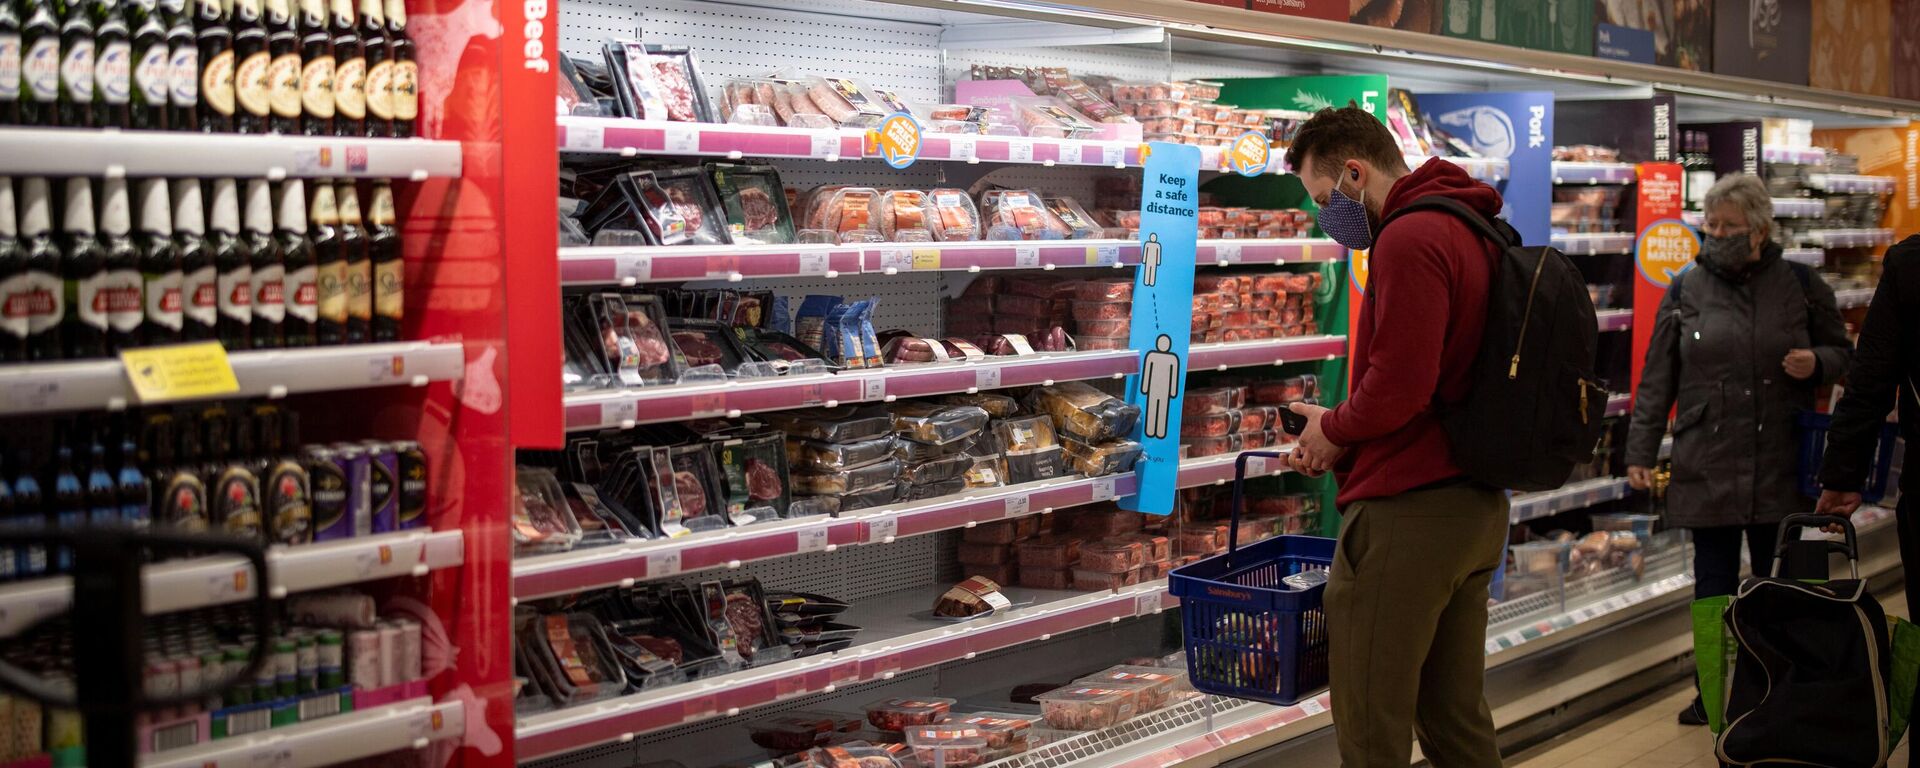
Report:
1319,175,1374,251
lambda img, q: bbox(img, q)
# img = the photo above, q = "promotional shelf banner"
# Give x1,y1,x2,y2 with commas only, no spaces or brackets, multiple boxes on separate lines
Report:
1437,0,1593,56
1120,142,1201,516
1415,91,1554,245
1631,162,1697,393
1712,0,1811,85
1216,74,1389,122
1594,0,1712,70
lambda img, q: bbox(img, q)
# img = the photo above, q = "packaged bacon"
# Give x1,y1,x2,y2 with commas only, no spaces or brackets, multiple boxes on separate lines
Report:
1010,96,1100,139
927,188,982,241
814,187,882,242
872,190,936,242
1055,80,1132,124
1045,196,1105,239
981,189,1070,240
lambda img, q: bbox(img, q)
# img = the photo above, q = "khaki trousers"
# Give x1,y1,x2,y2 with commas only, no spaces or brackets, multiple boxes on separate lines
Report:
1325,481,1509,768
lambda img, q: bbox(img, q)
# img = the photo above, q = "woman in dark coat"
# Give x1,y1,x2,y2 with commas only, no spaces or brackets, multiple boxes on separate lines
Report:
1624,173,1853,724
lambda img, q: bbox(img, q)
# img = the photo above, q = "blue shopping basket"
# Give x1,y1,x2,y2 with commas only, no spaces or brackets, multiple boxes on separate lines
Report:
1168,451,1335,706
1795,411,1900,503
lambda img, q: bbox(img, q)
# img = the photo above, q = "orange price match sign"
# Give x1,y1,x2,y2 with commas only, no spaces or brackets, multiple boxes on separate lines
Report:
1630,162,1696,393
869,113,922,169
1227,131,1271,177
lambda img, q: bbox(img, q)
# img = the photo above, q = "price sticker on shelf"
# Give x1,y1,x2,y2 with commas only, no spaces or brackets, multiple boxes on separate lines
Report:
563,122,606,151
664,125,700,154
1091,476,1116,502
975,367,1001,390
603,399,639,427
867,516,898,543
616,254,653,283
1013,245,1039,269
798,383,825,406
247,747,294,768
1090,244,1120,266
682,695,719,722
909,248,941,271
119,342,241,404
1214,243,1241,264
1101,143,1127,167
797,250,830,276
878,249,913,273
861,377,886,402
1003,496,1030,519
810,132,838,158
774,674,809,700
1300,696,1328,716
690,391,726,419
1136,590,1163,614
1009,139,1034,163
798,526,830,554
948,136,977,162
645,551,682,580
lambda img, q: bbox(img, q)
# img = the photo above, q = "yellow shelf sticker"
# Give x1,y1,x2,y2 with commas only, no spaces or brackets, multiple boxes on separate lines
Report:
119,342,242,403
911,248,942,271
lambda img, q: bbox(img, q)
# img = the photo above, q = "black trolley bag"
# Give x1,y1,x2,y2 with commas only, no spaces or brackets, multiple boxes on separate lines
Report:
1717,514,1892,767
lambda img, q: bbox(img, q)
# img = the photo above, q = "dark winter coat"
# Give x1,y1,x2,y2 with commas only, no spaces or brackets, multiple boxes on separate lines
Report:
1819,236,1919,504
1624,243,1853,528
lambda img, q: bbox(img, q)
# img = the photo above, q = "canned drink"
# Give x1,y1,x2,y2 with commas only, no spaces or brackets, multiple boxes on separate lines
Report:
347,629,381,691
362,441,399,533
224,648,254,706
146,659,180,721
317,630,346,690
395,441,428,529
331,443,372,537
394,618,422,682
305,447,353,542
177,655,205,715
273,639,298,698
376,621,401,688
295,634,319,694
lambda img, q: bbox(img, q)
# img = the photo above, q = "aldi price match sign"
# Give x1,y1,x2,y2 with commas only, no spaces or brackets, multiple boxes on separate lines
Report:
1120,142,1200,516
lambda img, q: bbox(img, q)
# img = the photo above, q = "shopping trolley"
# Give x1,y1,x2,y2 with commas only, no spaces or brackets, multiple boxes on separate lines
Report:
1796,411,1901,502
1168,450,1334,706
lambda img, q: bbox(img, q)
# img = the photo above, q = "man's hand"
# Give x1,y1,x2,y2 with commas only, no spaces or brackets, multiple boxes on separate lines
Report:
1285,403,1346,477
1783,348,1818,380
1817,489,1863,517
1626,465,1653,491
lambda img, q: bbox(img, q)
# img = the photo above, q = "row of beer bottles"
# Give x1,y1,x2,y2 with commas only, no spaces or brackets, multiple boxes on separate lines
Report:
0,0,417,137
0,175,403,362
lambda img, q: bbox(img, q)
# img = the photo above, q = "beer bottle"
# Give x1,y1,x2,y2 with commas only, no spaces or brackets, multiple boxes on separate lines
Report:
11,448,45,576
91,0,130,127
117,429,149,529
95,176,143,352
136,178,181,345
57,0,94,127
15,178,60,360
335,180,367,343
257,405,308,545
127,0,166,128
0,452,16,582
85,424,116,526
206,177,249,350
242,178,280,348
0,178,22,360
174,178,215,340
0,0,23,124
61,178,107,359
355,0,382,137
383,0,407,137
152,414,209,533
293,0,325,135
228,0,265,132
276,179,313,346
366,179,397,342
204,407,261,542
325,0,356,136
308,179,342,344
19,0,58,126
193,0,230,131
162,0,195,130
262,0,292,132
50,432,84,571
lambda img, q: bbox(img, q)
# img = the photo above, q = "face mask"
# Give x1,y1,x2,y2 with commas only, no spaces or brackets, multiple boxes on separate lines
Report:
1698,232,1755,276
1319,175,1374,251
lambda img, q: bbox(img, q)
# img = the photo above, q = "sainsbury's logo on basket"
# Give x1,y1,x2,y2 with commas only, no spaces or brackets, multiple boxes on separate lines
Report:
1205,585,1254,602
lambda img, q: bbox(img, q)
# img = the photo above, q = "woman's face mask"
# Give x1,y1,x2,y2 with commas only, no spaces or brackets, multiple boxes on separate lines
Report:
1698,229,1757,275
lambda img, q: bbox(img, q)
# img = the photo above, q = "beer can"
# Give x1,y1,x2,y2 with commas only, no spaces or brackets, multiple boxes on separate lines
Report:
376,621,401,687
347,629,381,690
145,658,180,721
317,630,346,690
295,633,319,694
306,446,353,542
362,441,399,534
395,441,428,529
331,443,372,537
273,639,298,698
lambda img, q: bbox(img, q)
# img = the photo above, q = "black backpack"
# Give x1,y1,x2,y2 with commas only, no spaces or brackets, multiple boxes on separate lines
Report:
1380,197,1608,492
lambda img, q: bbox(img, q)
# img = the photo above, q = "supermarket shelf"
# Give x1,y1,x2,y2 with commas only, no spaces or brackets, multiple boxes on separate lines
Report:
869,241,1134,273
1553,233,1636,255
1196,239,1344,266
1771,198,1826,218
1508,477,1631,525
141,697,463,768
921,133,1141,167
559,116,864,160
561,335,1347,431
1595,308,1633,332
513,579,1177,759
1798,228,1895,248
1835,287,1876,309
1763,146,1827,165
1551,162,1637,185
1605,391,1632,417
0,341,466,415
560,243,864,284
512,449,1294,600
0,127,461,179
0,529,464,637
1187,335,1350,370
1783,248,1825,268
1805,174,1897,194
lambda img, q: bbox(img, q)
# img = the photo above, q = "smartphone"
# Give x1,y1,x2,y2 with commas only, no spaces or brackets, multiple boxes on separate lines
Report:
1279,407,1308,436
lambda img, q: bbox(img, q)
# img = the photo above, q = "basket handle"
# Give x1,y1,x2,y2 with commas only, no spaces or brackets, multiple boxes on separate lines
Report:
1225,451,1290,570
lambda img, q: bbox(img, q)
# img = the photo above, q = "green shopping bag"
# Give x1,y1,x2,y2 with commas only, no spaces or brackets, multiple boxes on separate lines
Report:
1692,596,1734,733
1889,615,1920,747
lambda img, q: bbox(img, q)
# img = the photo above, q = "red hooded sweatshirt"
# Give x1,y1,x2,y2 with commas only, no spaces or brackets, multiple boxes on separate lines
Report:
1318,158,1503,507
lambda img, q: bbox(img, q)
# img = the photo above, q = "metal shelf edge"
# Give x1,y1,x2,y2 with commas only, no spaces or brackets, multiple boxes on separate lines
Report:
140,697,463,768
0,128,462,179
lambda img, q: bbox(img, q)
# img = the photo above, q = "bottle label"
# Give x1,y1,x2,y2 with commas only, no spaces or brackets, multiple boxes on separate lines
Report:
374,257,400,320
60,37,93,102
363,58,391,119
268,51,298,117
285,264,317,322
217,264,251,321
315,259,346,324
251,262,284,322
0,271,63,337
162,475,209,532
95,268,144,332
332,54,363,119
135,42,169,104
168,42,197,106
24,36,57,101
202,49,234,116
267,466,311,545
345,260,371,321
235,50,269,117
299,53,333,117
96,38,132,104
74,272,109,331
391,59,416,120
182,264,217,326
215,472,261,539
145,269,184,330
0,33,22,100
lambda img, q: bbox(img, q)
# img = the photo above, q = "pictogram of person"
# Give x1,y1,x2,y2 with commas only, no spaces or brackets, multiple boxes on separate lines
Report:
1142,232,1162,287
1141,334,1181,439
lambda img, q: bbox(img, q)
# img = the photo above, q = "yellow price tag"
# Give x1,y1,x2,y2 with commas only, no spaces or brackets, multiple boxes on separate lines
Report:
119,342,242,403
911,248,942,271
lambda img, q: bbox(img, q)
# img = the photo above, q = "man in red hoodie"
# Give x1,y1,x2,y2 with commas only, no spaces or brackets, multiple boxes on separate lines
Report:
1282,106,1508,767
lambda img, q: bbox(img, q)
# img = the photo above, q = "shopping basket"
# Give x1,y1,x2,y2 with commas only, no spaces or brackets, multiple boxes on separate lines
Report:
1168,451,1335,706
1795,411,1900,502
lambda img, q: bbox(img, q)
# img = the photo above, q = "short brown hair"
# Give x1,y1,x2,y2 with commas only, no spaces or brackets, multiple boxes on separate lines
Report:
1284,105,1406,180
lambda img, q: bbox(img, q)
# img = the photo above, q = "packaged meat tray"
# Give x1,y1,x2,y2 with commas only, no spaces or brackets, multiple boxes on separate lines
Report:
939,392,1019,419
1117,533,1171,563
1183,434,1239,458
1045,196,1105,239
1075,319,1131,337
768,406,894,443
872,190,936,242
1019,566,1073,590
793,456,902,495
962,456,1008,489
749,712,845,751
1239,429,1278,449
795,744,904,768
1075,334,1128,351
1002,444,1065,485
884,335,957,364
1181,410,1239,438
1060,278,1133,302
891,434,971,465
902,453,973,485
991,293,1053,319
980,189,1070,240
958,541,1014,565
890,402,991,446
1036,686,1137,730
1069,300,1132,321
1062,438,1142,477
1071,508,1144,537
1177,525,1228,556
1016,533,1081,569
808,186,882,241
949,712,1035,751
706,163,796,245
520,611,630,706
788,434,898,472
934,575,1013,617
1080,539,1144,573
904,724,991,767
1112,81,1193,100
1055,80,1130,124
905,477,967,501
964,561,1019,586
1074,666,1188,710
823,482,904,513
964,516,1039,544
513,467,582,554
802,75,890,128
1009,96,1099,139
995,416,1059,453
1025,382,1141,444
1237,406,1277,434
928,188,982,241
1250,376,1314,405
1181,387,1243,416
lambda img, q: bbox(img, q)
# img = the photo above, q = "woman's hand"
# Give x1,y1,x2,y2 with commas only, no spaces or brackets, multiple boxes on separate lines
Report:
1626,465,1653,491
1783,348,1817,380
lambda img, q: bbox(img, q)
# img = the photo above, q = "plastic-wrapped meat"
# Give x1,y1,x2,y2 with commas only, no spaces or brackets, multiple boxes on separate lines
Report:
664,186,706,235
673,330,724,367
674,470,708,518
1038,325,1070,352
807,79,859,123
725,592,766,659
740,186,781,231
621,308,671,368
632,634,684,664
771,82,800,125
746,458,783,501
650,56,698,121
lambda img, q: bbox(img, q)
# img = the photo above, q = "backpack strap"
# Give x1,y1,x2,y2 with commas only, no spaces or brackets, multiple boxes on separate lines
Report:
1380,195,1520,250
1786,260,1814,306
